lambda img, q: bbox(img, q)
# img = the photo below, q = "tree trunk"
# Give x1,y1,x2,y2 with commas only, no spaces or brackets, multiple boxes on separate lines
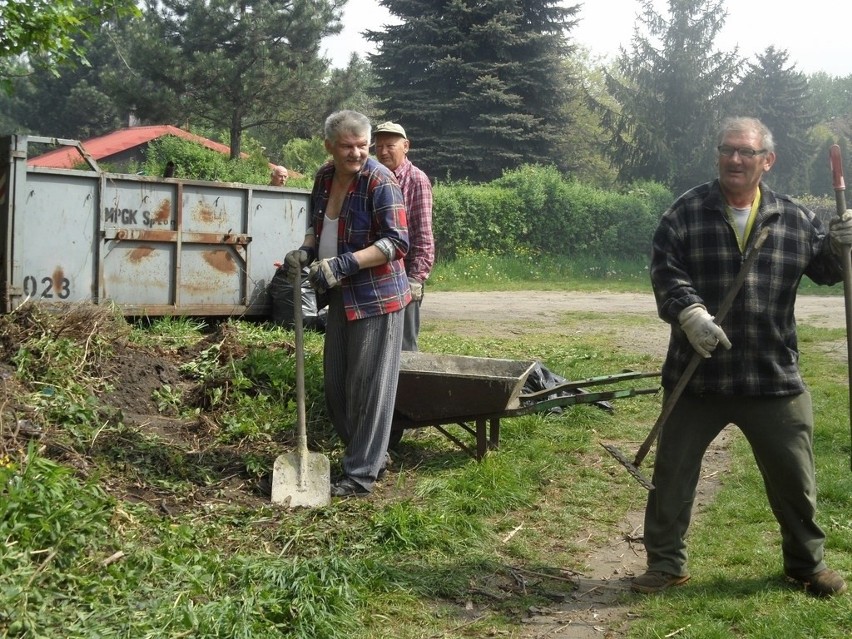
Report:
230,112,242,160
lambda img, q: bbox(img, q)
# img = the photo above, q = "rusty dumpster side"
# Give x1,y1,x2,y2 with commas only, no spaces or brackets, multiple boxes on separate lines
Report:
0,134,310,317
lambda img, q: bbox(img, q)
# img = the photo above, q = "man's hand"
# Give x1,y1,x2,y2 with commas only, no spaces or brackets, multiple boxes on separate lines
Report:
281,246,315,279
830,209,852,249
678,304,732,358
408,278,423,302
308,253,360,293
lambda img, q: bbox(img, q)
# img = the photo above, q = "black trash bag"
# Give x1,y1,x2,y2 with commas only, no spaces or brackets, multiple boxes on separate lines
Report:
522,361,612,414
268,266,327,332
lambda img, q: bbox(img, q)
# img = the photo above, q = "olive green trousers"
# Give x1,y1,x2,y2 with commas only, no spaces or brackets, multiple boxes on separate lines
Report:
643,391,827,577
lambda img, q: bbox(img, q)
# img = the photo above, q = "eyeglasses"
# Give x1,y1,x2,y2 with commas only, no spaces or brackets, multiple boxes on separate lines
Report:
717,145,767,158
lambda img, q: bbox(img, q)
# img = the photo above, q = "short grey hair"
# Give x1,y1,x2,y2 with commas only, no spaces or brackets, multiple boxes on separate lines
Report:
324,110,371,143
717,117,775,154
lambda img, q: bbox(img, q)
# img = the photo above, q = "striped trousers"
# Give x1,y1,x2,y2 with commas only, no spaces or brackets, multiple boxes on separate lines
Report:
323,290,403,491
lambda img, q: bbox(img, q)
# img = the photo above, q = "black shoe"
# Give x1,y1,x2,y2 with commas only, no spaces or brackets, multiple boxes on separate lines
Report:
331,477,370,498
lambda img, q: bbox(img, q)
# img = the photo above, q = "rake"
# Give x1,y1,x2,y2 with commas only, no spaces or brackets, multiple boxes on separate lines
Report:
602,225,771,490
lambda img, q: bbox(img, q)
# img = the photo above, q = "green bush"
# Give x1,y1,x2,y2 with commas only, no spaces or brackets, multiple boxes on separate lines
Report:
143,135,272,184
433,165,671,261
281,136,329,177
432,182,525,260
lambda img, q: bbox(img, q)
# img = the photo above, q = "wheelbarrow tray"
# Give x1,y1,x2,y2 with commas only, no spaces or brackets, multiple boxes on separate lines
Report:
395,352,538,423
392,352,660,460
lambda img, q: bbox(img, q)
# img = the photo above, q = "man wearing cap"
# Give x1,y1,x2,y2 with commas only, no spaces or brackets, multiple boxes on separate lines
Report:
374,121,434,351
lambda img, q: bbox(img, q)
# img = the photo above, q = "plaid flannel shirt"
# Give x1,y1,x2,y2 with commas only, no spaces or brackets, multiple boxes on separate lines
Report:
651,179,844,396
392,158,434,283
311,157,410,321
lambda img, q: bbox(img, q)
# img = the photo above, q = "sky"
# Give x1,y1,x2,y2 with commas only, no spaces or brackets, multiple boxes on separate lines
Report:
321,0,852,77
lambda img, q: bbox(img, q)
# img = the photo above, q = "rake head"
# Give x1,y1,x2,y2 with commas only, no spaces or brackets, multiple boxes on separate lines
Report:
601,443,655,491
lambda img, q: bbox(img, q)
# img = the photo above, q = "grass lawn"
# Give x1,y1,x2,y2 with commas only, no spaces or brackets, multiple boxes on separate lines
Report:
1,256,851,638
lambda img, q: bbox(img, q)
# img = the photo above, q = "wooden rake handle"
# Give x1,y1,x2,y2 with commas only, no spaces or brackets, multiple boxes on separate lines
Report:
829,144,852,472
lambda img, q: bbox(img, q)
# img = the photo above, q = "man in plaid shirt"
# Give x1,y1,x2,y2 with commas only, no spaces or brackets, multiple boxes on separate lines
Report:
632,117,852,597
283,110,410,498
374,121,434,351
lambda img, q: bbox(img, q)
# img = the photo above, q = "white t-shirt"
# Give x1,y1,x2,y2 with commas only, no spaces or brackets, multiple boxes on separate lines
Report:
318,214,339,260
730,206,750,239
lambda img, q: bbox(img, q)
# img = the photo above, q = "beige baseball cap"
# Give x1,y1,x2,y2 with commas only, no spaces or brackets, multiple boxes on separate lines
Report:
374,121,407,139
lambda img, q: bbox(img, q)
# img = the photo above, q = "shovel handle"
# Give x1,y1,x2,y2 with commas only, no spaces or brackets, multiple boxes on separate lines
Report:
293,268,309,459
633,225,771,468
829,145,852,472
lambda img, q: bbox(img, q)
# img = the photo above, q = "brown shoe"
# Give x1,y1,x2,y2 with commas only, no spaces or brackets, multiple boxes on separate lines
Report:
631,570,691,593
786,568,847,597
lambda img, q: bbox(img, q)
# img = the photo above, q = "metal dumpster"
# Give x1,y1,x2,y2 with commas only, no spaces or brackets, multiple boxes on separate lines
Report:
0,134,309,316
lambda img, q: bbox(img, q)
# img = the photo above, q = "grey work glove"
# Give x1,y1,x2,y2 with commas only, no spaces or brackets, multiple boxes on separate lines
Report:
829,209,852,254
678,303,732,359
308,253,360,293
408,277,423,302
281,246,315,280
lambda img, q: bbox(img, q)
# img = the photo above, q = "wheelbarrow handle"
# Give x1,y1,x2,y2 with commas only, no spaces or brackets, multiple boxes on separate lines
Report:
519,370,661,402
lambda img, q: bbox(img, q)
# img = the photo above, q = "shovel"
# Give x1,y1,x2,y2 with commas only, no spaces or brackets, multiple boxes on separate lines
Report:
602,225,771,490
272,267,330,507
829,145,852,472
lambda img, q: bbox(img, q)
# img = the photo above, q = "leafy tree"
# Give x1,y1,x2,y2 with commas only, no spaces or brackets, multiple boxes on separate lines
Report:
257,54,378,155
0,0,139,94
728,47,818,195
808,72,852,123
3,25,128,139
807,124,852,197
131,0,344,158
367,0,581,182
557,49,619,187
597,0,739,194
0,57,31,133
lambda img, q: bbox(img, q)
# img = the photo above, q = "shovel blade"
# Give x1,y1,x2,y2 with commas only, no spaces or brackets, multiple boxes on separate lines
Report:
272,451,331,508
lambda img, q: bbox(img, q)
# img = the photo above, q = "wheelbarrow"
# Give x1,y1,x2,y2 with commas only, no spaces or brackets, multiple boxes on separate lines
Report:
391,352,660,460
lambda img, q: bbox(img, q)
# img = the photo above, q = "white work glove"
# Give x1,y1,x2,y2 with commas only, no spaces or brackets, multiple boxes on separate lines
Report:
408,277,423,302
308,253,360,293
678,303,732,358
829,210,852,254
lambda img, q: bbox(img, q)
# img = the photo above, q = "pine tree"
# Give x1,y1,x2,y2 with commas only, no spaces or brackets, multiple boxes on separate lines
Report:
598,0,739,194
729,47,817,195
133,0,343,158
367,0,580,182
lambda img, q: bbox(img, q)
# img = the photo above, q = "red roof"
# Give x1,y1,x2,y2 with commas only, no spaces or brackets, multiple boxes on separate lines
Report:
27,125,243,168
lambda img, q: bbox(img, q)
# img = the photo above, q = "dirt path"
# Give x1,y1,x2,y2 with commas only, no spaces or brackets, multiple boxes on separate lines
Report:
420,291,846,638
423,290,848,330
